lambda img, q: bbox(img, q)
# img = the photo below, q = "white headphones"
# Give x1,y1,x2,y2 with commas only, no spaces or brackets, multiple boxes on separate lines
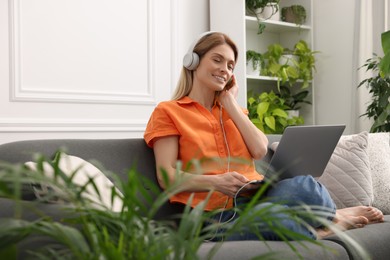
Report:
183,31,216,70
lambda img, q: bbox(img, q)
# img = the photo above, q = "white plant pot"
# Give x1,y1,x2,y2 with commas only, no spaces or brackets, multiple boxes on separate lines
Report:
286,109,300,119
279,54,299,67
246,60,261,76
256,3,280,21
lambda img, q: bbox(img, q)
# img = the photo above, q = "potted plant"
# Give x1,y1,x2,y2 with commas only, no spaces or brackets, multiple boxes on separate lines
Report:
246,50,264,76
256,1,280,21
277,85,312,118
357,30,390,133
281,5,307,25
247,90,304,134
262,40,317,90
358,54,390,133
245,0,280,34
294,40,318,88
261,43,299,90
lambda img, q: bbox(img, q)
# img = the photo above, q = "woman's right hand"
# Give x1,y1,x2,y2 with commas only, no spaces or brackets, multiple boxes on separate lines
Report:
214,171,251,197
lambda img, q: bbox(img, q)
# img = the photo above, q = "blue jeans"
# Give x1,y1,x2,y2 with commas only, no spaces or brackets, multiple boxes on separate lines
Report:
208,176,336,241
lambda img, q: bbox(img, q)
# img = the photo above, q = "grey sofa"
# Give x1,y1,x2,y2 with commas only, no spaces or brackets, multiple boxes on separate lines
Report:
0,136,389,260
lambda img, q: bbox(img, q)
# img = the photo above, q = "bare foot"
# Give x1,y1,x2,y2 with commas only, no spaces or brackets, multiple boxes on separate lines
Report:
337,206,384,224
316,213,369,239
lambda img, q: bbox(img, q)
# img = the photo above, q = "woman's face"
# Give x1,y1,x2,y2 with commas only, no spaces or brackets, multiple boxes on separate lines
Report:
194,43,235,92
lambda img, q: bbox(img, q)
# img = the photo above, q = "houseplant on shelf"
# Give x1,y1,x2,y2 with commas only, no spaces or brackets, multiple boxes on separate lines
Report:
277,85,312,119
261,43,299,90
246,50,264,76
245,0,280,34
357,30,390,133
294,40,318,88
281,5,307,25
247,90,304,134
262,40,317,90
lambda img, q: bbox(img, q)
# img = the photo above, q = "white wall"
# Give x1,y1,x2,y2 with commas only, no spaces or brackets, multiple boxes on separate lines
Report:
0,0,209,144
2,0,387,144
313,0,357,134
314,0,387,134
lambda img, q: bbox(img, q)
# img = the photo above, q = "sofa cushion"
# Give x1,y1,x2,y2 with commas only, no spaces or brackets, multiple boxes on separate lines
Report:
325,215,390,260
25,152,123,212
366,133,390,214
318,131,373,209
198,239,349,259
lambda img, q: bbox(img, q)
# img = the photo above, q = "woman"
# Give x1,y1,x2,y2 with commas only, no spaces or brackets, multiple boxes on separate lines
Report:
144,31,383,240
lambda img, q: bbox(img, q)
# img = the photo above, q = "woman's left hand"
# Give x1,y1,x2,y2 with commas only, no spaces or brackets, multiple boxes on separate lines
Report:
227,75,238,98
219,75,238,106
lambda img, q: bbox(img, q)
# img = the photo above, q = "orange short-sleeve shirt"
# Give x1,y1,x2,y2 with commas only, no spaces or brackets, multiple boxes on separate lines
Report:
144,96,264,211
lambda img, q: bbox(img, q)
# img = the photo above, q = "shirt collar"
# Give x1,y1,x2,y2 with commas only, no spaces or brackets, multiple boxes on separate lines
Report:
177,96,221,108
176,96,194,105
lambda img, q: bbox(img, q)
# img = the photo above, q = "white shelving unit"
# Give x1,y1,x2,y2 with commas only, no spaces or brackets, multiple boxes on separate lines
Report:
210,0,315,125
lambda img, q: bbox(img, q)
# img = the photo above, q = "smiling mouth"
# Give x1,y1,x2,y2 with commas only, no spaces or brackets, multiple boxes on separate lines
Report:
213,75,226,83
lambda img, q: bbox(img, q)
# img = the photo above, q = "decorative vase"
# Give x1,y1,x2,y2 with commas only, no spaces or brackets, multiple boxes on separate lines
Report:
246,59,261,76
279,54,299,67
281,6,306,25
255,3,280,21
286,109,300,119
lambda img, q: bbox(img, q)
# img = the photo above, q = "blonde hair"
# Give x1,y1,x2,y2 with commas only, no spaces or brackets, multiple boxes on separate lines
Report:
171,32,238,100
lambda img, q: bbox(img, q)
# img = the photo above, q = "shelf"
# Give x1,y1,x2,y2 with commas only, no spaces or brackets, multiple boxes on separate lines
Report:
246,75,310,84
210,0,315,124
245,16,311,33
246,75,279,81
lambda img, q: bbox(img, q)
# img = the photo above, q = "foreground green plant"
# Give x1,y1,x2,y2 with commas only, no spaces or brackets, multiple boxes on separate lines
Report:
0,152,370,259
358,30,390,133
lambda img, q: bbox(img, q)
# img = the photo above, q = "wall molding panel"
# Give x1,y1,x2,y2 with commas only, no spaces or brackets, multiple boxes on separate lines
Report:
0,118,147,132
8,0,157,105
0,0,175,144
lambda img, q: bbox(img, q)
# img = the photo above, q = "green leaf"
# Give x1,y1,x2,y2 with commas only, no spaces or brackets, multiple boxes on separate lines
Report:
286,66,299,78
381,30,390,53
34,222,90,254
248,96,256,106
380,30,390,76
0,219,33,248
264,116,276,130
269,63,281,74
272,108,288,118
257,102,270,115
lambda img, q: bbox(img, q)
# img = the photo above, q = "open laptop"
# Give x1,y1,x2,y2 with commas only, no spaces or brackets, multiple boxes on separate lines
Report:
257,124,346,182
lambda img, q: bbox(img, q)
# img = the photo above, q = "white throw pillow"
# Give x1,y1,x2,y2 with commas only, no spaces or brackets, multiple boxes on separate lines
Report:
366,133,390,214
25,152,123,212
318,131,373,209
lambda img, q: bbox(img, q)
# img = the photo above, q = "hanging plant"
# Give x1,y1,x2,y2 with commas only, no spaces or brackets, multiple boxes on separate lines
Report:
245,0,280,34
246,50,264,75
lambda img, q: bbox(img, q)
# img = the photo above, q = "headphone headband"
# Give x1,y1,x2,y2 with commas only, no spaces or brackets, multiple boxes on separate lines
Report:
183,31,216,70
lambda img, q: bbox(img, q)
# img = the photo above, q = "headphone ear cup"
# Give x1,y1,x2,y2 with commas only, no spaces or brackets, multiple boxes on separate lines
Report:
183,52,200,70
